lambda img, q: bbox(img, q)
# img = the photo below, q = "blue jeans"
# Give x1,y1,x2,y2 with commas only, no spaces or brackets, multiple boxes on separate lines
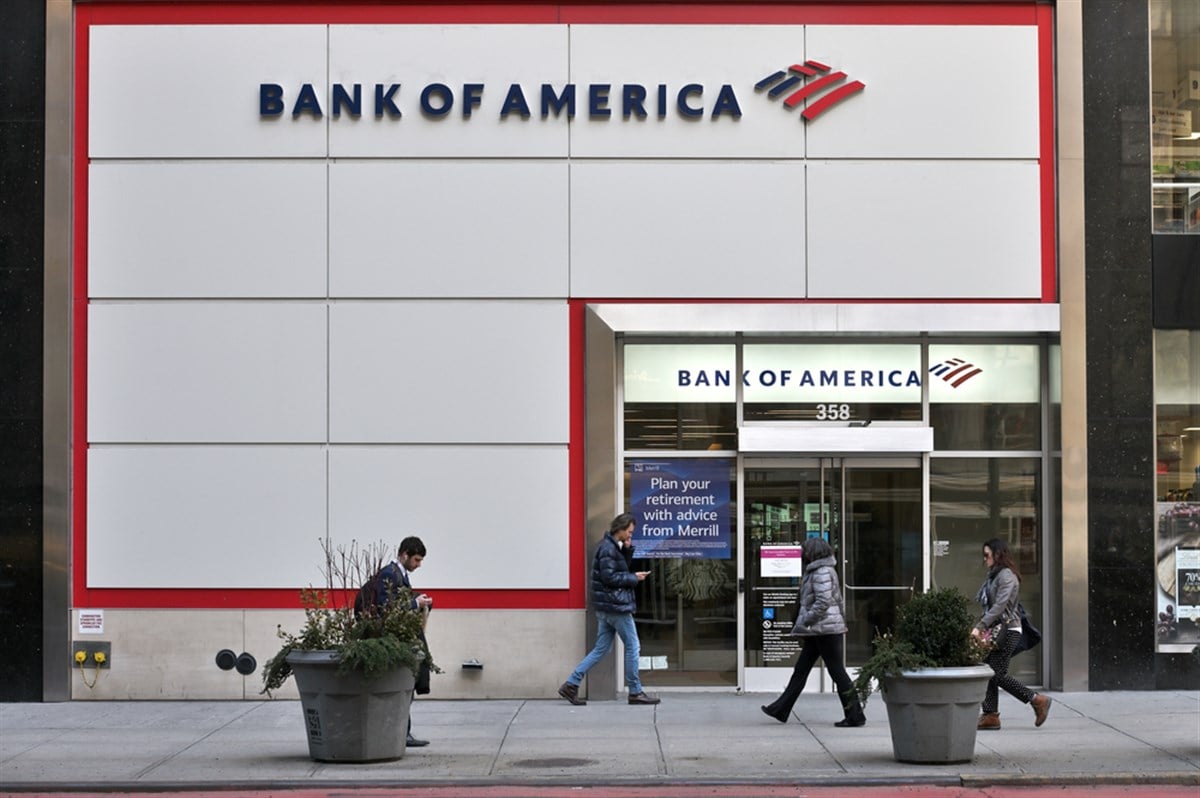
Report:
567,611,643,695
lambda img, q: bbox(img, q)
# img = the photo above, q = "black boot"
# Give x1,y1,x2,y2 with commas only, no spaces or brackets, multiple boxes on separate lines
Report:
835,692,866,727
761,704,789,723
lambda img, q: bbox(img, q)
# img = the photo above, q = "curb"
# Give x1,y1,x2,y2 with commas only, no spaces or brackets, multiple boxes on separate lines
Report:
2,773,1198,793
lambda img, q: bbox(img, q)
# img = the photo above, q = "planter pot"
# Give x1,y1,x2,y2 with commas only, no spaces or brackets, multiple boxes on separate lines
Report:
880,665,993,764
286,650,416,763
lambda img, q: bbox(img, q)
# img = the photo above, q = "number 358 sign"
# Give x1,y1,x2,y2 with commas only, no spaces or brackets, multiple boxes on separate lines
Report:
814,403,852,420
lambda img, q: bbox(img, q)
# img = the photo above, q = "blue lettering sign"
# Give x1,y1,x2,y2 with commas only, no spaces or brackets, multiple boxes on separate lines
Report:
258,80,747,124
711,84,743,118
421,83,454,117
623,84,647,119
463,83,484,118
292,83,323,118
501,83,532,118
541,84,575,118
589,84,612,118
332,84,361,118
260,83,284,117
374,84,401,118
677,84,703,118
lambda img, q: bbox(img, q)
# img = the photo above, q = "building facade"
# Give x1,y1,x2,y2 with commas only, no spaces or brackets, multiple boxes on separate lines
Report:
1,1,1196,702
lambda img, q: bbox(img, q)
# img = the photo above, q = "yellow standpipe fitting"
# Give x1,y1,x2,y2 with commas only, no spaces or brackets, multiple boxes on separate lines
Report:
74,650,87,664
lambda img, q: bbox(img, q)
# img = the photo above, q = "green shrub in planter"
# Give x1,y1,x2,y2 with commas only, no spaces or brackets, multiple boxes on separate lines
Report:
261,539,437,695
853,587,989,706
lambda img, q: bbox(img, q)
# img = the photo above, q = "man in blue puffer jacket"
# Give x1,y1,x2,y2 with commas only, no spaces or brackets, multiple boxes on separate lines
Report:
558,513,661,706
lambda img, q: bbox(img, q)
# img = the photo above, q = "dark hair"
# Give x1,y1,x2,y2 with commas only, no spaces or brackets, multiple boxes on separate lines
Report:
399,536,426,558
982,537,1020,582
802,536,834,563
609,512,636,534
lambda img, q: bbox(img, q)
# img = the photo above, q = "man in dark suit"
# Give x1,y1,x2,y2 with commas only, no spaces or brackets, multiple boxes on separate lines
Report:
357,536,433,747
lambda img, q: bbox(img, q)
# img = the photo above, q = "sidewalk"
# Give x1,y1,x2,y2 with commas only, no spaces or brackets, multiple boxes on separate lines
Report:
1,691,1197,790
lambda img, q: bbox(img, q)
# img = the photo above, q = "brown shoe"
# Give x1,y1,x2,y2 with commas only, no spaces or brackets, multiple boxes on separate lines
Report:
557,682,586,706
1031,693,1051,727
977,712,1001,730
628,692,661,705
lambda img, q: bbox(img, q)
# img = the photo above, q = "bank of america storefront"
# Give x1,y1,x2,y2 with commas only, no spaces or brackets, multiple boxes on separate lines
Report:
55,2,1069,700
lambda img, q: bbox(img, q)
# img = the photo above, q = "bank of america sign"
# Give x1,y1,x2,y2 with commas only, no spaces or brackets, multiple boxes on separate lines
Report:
258,59,864,125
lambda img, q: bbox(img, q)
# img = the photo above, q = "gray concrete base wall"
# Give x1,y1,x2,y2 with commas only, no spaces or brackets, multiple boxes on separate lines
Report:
68,609,587,700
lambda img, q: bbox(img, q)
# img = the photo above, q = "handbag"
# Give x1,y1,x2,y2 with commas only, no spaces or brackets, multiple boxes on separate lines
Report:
1013,602,1041,654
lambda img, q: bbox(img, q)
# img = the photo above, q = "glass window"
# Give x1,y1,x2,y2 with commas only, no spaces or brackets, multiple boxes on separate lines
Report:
623,344,736,451
929,344,1042,450
1154,329,1200,653
930,457,1043,686
742,344,922,422
1151,0,1200,233
624,460,738,687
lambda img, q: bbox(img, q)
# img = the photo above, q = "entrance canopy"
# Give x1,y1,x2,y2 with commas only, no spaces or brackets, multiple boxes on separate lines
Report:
738,425,934,454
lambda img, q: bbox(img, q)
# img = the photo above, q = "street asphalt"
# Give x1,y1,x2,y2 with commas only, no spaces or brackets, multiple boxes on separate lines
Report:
0,690,1197,791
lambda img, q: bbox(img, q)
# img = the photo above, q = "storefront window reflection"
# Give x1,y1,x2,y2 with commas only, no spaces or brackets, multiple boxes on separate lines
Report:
929,344,1042,451
930,457,1043,686
1151,0,1200,233
624,344,737,451
1154,329,1200,653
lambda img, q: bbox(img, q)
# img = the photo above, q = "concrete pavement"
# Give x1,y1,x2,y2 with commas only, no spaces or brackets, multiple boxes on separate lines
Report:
1,690,1197,791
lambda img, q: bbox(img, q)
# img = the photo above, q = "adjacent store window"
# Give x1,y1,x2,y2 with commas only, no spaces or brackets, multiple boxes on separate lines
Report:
1154,329,1200,653
1151,0,1200,233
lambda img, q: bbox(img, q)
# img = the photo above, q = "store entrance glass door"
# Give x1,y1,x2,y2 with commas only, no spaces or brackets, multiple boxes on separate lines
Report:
743,458,922,692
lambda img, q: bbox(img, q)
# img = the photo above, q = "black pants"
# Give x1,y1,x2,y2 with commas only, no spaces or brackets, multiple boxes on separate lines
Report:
764,634,865,722
982,628,1035,713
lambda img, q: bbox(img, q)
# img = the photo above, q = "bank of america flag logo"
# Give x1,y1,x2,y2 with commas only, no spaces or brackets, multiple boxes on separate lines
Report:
755,60,865,122
929,357,983,388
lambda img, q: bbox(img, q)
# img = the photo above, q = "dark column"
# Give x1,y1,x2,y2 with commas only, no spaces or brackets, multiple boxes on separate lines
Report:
0,0,46,701
1082,1,1199,689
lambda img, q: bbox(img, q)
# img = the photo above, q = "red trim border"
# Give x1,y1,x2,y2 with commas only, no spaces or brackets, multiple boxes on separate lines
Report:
1037,3,1057,302
72,2,1054,611
85,3,1040,26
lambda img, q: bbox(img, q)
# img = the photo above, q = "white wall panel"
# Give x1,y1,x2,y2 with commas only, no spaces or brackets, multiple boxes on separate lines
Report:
807,161,1042,298
569,26,807,158
570,162,805,298
89,25,328,158
329,161,568,297
88,303,328,442
329,445,568,589
328,25,569,157
89,161,328,298
87,446,326,588
329,300,568,442
804,26,1039,158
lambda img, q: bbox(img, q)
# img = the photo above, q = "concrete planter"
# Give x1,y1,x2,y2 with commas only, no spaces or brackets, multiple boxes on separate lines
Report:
286,650,416,763
880,665,993,764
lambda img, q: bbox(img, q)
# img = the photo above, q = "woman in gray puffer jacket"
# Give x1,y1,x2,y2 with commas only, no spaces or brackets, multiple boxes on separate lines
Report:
761,537,866,727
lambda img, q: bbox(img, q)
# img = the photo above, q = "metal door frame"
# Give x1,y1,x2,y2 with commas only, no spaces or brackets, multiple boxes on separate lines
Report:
739,455,925,693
